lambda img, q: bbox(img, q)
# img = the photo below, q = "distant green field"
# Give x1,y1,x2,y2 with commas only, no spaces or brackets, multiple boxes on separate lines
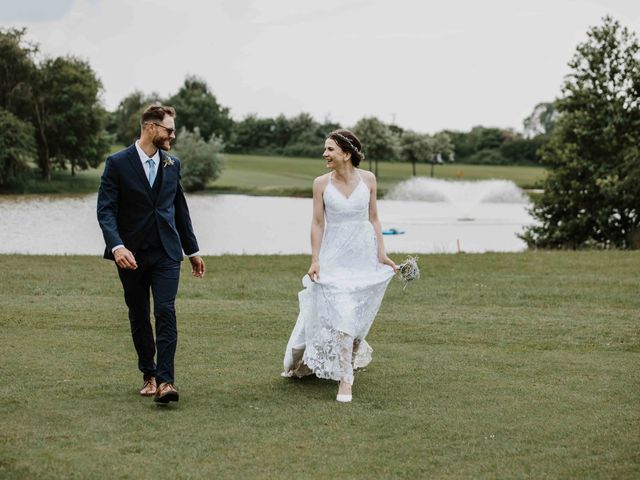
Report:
5,152,547,196
212,154,546,197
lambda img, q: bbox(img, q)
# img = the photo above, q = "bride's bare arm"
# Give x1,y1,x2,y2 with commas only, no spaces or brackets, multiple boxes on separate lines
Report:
365,171,397,272
308,176,326,281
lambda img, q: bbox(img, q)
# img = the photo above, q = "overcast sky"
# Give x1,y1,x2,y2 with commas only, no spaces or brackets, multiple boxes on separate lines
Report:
2,0,639,133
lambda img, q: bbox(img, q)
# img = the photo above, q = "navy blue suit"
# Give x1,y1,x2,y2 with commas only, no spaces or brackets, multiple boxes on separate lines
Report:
97,144,199,385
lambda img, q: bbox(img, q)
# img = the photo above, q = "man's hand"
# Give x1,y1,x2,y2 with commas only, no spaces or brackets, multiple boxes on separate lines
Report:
114,247,138,270
189,255,205,278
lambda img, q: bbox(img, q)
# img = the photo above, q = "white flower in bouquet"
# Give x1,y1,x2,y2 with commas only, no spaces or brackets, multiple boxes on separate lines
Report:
396,255,420,290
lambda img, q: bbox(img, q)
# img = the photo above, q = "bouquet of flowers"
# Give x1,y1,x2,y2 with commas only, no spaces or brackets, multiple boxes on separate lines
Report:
396,255,420,290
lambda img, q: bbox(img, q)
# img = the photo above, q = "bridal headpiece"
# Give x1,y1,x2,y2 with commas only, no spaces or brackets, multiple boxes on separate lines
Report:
331,132,361,153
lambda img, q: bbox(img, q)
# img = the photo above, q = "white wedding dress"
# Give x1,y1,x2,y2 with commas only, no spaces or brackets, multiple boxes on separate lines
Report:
282,171,395,384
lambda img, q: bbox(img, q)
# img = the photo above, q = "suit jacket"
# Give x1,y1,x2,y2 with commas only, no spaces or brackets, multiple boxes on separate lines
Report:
97,144,199,262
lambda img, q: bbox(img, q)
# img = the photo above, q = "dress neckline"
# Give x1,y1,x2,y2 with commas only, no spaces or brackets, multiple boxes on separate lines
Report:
329,170,364,200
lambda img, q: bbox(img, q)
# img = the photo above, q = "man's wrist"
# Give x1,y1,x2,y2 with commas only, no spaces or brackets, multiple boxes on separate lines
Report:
112,245,124,254
187,251,200,258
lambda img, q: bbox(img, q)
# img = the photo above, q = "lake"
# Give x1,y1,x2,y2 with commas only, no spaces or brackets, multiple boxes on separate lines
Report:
0,179,534,255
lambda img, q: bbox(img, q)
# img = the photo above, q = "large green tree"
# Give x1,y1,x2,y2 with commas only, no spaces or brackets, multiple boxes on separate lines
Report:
31,56,109,178
0,109,36,188
522,16,640,249
169,75,233,142
0,28,36,116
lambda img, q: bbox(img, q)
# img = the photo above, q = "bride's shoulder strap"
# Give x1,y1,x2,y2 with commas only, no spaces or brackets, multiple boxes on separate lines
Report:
359,169,375,189
314,173,331,192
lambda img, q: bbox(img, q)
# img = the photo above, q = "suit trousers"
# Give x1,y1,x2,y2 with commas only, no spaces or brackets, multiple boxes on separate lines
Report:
117,247,181,385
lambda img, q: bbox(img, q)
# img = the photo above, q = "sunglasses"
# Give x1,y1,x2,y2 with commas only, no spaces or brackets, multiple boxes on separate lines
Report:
148,122,176,136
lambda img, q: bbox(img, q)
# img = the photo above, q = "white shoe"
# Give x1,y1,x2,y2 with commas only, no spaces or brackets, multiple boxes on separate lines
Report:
336,394,352,403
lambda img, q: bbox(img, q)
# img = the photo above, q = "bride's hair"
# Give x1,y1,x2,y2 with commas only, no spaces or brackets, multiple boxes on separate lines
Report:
327,129,365,167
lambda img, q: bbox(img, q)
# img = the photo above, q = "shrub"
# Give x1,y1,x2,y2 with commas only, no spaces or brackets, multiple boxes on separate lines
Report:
173,128,225,192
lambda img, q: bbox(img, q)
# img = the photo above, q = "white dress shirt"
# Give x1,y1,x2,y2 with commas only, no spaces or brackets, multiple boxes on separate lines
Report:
135,140,160,182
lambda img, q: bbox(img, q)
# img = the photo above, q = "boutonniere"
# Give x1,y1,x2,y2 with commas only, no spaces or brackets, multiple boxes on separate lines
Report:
162,155,175,168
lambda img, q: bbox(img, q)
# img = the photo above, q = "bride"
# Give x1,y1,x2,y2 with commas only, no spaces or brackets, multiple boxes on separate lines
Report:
282,129,397,403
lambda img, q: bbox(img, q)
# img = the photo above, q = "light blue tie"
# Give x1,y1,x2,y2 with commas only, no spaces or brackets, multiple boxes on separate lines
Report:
146,159,155,186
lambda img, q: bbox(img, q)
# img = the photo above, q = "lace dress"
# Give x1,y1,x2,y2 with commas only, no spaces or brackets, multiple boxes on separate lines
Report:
282,171,395,384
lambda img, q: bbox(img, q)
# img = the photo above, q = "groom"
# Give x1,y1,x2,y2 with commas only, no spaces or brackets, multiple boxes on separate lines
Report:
97,104,205,404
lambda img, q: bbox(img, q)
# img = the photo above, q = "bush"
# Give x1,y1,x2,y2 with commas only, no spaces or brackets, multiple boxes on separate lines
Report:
172,128,225,192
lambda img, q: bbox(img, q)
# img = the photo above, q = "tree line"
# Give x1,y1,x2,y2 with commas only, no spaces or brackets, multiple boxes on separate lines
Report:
0,27,553,191
108,80,550,176
1,16,638,249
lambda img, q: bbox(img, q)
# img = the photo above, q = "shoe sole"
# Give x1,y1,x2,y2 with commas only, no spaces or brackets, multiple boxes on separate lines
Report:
154,392,179,404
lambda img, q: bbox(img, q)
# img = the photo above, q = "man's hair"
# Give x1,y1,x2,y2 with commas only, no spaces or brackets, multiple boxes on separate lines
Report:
140,104,176,126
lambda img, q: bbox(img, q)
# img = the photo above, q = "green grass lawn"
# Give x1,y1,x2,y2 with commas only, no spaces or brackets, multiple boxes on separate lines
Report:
5,153,546,197
1,252,638,479
213,154,546,196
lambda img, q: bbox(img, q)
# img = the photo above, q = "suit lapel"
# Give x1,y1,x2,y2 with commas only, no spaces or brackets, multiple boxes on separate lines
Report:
127,144,153,197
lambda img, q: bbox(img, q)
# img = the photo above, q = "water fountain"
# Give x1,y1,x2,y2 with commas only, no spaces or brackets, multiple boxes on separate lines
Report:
379,177,534,252
386,177,528,219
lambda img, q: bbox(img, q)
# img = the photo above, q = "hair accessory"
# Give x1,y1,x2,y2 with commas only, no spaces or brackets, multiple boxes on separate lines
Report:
332,132,360,153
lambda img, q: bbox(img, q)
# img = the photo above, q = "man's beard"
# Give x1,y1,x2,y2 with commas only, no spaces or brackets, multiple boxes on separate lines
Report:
153,135,171,151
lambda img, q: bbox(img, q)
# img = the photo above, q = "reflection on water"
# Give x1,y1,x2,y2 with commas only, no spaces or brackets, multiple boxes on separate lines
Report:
0,191,534,255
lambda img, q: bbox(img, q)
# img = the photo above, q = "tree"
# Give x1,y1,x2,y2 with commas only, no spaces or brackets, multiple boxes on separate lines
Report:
400,131,433,176
229,114,278,154
281,113,318,157
521,16,640,249
523,102,558,138
282,113,337,158
172,128,225,192
111,90,163,146
30,56,110,178
429,132,455,177
445,126,510,164
352,117,399,176
169,75,233,142
0,28,36,116
228,113,339,157
0,109,35,188
499,136,546,166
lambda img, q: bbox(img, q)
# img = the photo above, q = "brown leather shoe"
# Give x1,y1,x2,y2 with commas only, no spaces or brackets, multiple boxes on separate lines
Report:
139,377,157,396
154,382,179,404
